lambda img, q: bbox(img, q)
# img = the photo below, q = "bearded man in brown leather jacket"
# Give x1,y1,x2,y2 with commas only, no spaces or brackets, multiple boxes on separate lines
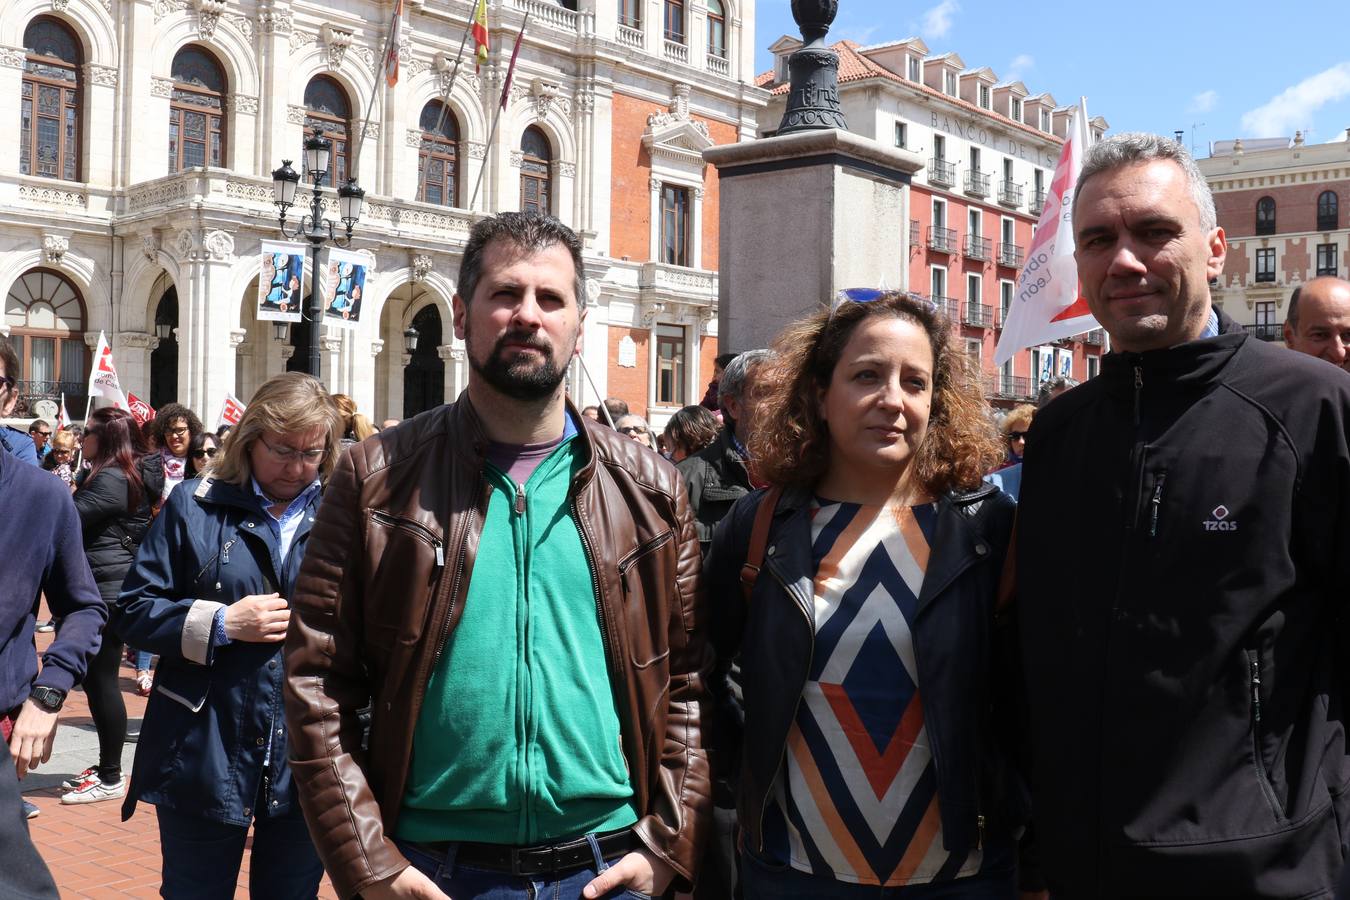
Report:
283,212,711,900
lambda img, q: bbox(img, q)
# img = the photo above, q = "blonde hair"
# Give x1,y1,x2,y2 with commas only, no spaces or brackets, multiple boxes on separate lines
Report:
333,393,376,442
50,429,78,453
1001,404,1036,436
213,373,343,487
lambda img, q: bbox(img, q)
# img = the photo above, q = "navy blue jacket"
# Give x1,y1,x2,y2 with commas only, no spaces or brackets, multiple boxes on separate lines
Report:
115,476,321,826
706,483,1025,862
0,450,105,711
0,425,38,466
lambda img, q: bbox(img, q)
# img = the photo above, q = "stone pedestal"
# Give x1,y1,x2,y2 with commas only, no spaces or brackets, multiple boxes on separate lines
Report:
703,129,924,353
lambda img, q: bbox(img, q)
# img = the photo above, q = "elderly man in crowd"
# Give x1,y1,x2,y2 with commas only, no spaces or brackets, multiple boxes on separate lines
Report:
1284,275,1350,370
1015,133,1350,898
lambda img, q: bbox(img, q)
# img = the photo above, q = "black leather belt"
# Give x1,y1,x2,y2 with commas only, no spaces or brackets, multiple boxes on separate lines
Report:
415,828,638,877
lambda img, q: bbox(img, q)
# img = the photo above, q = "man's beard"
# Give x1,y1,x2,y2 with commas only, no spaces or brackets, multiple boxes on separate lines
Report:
467,327,572,402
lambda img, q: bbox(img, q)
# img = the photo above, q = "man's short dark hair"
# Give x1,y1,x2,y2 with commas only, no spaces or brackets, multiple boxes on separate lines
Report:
457,212,586,307
29,419,50,434
602,398,629,426
714,353,737,371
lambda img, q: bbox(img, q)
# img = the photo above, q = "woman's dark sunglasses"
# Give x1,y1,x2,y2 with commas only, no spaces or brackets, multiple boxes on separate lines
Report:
192,447,219,459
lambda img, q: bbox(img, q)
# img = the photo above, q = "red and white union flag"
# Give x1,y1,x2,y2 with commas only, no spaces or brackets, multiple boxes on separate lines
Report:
126,392,156,426
87,330,130,411
217,392,247,430
994,98,1100,366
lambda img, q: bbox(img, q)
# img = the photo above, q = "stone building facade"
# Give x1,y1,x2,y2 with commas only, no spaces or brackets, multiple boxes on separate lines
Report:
0,0,763,427
756,37,1109,405
1199,133,1350,344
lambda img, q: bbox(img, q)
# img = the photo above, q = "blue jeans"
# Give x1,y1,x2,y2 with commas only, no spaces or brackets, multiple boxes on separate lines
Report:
395,833,654,899
740,849,1015,900
134,649,154,671
155,804,324,900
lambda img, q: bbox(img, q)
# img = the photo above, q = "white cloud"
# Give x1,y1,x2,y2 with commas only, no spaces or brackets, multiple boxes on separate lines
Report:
1004,54,1034,81
1189,90,1218,114
835,24,879,45
1240,62,1350,137
919,0,959,40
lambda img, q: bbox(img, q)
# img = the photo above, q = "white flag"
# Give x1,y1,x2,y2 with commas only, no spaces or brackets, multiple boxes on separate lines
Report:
216,391,247,430
87,330,130,411
56,393,69,430
994,98,1099,365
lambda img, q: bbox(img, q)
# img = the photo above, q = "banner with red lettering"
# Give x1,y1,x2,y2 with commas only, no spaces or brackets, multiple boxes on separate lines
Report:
87,330,130,411
994,98,1099,365
216,392,247,431
126,392,156,426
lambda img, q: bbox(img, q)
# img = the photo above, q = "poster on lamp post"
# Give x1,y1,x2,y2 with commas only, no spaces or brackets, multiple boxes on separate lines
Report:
257,241,306,322
322,247,368,329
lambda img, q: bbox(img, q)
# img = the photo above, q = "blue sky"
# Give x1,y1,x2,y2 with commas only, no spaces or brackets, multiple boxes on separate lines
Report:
753,0,1350,156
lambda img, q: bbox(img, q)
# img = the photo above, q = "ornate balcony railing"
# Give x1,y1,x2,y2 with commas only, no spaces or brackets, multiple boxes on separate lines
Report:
12,380,85,418
707,54,729,76
963,234,991,260
963,302,994,327
997,242,1025,268
928,158,956,187
1245,323,1282,342
663,39,689,63
927,226,956,253
964,171,991,198
985,374,1034,400
617,23,643,47
513,0,580,31
1030,190,1047,216
998,180,1024,207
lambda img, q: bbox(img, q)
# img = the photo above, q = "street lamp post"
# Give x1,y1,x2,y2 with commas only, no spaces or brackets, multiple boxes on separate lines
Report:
271,126,366,379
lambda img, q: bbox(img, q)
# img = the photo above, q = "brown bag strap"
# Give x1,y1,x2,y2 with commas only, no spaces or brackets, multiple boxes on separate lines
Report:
740,485,783,603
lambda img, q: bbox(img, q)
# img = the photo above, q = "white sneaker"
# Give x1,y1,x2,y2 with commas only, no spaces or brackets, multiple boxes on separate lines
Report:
61,776,125,804
60,766,98,790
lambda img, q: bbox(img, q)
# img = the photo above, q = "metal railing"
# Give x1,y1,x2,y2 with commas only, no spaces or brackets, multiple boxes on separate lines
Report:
928,158,956,187
998,180,1024,207
909,219,920,247
1255,269,1276,283
985,374,1034,400
927,225,956,253
1245,323,1282,341
1083,329,1106,345
963,302,994,327
963,234,991,260
997,242,1025,268
1029,190,1047,216
928,295,960,322
12,380,85,418
964,170,991,197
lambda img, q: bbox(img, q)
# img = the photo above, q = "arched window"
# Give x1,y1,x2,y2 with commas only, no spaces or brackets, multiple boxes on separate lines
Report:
303,76,353,184
20,17,82,181
706,0,727,59
168,46,227,173
663,0,685,43
417,100,459,207
1318,190,1339,232
403,304,444,418
4,269,88,407
520,127,552,215
1255,196,1276,236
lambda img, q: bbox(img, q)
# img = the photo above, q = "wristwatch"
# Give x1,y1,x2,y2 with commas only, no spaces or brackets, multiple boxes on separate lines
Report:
29,686,66,713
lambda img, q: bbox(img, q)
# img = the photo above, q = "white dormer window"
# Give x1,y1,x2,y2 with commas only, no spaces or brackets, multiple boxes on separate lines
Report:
1040,108,1051,132
978,84,991,109
1010,97,1022,122
908,56,921,81
944,70,957,96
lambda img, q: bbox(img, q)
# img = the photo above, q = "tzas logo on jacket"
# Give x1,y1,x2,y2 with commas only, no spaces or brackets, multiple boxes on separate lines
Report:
1203,505,1238,532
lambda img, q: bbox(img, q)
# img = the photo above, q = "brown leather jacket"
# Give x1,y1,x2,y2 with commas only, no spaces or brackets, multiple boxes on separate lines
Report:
283,397,711,899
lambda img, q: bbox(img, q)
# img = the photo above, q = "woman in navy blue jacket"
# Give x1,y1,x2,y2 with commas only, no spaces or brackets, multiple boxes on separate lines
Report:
116,373,343,900
704,292,1031,899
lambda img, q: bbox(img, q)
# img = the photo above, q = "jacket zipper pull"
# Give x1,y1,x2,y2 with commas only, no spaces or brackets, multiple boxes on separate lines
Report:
514,482,526,516
222,539,234,564
977,814,986,849
434,542,444,568
1133,365,1143,427
1149,475,1165,537
1250,654,1262,724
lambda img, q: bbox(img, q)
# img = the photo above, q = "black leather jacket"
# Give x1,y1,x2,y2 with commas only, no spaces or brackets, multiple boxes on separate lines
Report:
705,482,1026,860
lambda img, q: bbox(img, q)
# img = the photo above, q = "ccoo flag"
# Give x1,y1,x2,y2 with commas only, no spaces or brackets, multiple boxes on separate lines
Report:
994,97,1099,366
87,330,130,411
472,0,489,72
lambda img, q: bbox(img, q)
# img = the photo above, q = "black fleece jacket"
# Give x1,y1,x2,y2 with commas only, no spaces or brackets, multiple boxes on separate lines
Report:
1016,319,1350,898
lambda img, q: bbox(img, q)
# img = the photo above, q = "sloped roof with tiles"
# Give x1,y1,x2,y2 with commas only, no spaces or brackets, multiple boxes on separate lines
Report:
757,40,1064,146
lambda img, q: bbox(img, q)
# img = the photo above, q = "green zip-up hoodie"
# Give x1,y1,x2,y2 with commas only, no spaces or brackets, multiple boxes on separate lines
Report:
396,431,639,844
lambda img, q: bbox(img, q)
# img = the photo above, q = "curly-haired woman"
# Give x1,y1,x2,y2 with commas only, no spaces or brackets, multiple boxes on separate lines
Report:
705,291,1029,899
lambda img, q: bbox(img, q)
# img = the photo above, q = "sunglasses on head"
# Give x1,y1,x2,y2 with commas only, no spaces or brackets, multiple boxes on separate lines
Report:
192,447,219,459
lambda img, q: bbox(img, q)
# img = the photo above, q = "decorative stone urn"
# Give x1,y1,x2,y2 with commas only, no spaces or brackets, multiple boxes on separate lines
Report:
778,0,847,134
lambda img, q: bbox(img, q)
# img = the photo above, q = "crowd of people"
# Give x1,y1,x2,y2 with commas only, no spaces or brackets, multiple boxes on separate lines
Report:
1,132,1350,900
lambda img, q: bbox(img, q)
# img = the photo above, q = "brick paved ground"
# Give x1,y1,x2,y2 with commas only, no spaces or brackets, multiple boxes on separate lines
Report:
22,604,339,899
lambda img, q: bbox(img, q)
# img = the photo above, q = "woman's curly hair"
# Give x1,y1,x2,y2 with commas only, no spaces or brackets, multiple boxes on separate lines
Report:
749,291,1003,496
